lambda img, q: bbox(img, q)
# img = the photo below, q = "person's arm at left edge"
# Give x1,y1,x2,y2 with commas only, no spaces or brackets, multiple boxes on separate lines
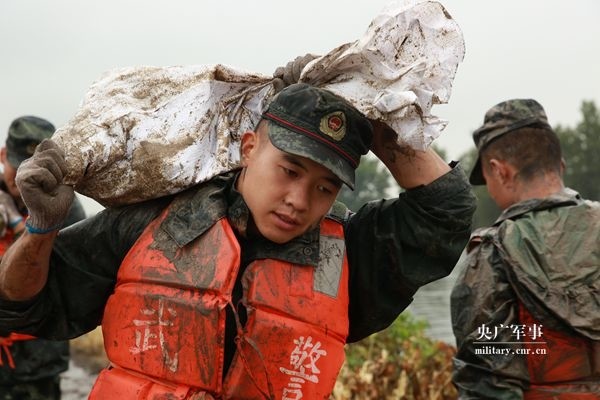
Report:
344,121,476,342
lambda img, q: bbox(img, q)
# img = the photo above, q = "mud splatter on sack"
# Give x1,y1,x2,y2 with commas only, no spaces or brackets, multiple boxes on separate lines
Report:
53,0,464,206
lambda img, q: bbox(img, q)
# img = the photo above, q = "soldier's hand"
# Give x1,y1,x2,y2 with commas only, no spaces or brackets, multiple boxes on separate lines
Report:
0,190,22,230
369,120,415,165
272,53,319,92
15,139,74,233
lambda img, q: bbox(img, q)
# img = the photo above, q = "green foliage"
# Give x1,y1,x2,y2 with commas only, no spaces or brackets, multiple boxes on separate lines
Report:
335,311,458,400
336,155,393,211
555,100,600,200
345,312,431,369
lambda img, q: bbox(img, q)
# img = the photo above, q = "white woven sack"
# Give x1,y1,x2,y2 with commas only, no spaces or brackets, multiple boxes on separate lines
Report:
54,0,464,206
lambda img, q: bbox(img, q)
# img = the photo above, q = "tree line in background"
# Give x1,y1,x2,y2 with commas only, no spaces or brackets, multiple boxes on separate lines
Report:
338,100,600,229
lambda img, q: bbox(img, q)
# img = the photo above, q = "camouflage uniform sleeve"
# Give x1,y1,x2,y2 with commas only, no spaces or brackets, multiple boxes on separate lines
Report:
450,228,527,399
345,163,476,342
0,196,171,340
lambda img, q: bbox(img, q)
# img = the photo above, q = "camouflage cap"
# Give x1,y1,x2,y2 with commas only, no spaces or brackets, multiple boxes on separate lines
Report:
262,83,372,189
5,116,56,168
469,99,552,185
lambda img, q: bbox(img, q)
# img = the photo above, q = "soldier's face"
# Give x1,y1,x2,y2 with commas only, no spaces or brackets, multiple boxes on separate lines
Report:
0,148,20,199
237,130,342,244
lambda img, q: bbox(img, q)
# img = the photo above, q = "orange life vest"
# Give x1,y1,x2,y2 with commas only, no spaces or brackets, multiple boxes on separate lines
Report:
0,222,37,369
519,303,600,399
0,227,16,255
91,206,350,399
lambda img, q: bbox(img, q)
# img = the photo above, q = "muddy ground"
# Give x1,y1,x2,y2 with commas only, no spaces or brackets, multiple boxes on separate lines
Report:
60,329,107,399
60,359,99,399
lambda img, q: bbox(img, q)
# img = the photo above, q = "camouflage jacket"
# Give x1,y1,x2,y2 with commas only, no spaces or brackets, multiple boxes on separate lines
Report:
451,189,600,399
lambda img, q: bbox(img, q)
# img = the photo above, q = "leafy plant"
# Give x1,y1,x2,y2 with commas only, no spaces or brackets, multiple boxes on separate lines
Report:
334,312,457,400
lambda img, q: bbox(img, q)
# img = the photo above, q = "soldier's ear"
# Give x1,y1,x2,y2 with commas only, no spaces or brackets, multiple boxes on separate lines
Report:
489,159,517,185
240,131,259,167
560,158,566,176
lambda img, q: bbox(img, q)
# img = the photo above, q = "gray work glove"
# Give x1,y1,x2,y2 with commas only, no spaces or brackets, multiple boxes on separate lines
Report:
0,190,22,229
15,139,74,233
272,53,319,93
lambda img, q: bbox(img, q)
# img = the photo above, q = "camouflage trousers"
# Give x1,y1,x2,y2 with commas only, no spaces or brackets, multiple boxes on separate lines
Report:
0,376,60,400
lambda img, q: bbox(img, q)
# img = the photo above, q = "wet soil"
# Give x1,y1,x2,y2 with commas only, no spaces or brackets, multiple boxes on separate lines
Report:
60,334,108,399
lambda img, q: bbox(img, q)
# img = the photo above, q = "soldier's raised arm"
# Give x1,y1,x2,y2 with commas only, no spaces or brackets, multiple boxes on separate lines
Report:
0,139,74,301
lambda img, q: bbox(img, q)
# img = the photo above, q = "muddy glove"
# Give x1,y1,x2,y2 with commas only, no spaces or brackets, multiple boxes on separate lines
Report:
15,139,74,234
0,190,23,231
272,53,319,93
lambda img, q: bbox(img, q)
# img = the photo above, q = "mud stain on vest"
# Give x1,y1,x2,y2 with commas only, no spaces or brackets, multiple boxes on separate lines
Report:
314,236,345,297
148,224,223,292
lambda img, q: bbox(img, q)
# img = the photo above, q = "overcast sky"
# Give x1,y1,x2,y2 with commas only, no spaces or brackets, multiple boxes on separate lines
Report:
1,0,599,213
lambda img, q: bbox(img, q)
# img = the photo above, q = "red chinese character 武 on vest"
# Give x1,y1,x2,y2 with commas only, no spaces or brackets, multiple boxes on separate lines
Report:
92,205,350,400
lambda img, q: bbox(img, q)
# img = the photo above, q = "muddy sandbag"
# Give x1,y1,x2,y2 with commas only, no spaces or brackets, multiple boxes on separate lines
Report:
53,0,465,207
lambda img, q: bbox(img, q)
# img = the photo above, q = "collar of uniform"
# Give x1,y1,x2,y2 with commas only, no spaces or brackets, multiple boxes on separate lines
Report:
494,188,583,225
161,171,321,267
226,174,250,237
161,172,233,247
